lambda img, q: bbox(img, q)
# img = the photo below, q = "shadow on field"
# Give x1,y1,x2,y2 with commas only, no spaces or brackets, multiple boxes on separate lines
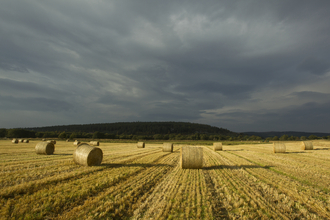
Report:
54,153,72,156
224,149,243,151
204,165,273,170
101,163,173,168
314,148,330,150
284,152,307,154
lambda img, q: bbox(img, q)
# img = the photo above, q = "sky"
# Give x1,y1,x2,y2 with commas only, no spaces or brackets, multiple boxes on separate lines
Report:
1,0,330,132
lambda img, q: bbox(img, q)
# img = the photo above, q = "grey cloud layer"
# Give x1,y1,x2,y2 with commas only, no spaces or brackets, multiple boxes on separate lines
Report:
1,0,330,132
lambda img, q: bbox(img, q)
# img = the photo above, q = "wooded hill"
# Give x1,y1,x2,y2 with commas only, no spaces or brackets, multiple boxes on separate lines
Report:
26,122,236,136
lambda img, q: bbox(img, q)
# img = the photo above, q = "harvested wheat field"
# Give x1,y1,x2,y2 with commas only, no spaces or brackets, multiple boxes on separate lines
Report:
1,140,330,219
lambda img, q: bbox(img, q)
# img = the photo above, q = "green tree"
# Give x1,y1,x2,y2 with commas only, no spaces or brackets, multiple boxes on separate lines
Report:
93,131,105,139
279,135,288,141
300,136,307,140
58,132,67,139
70,132,77,139
308,135,318,140
153,134,163,140
0,129,7,137
272,136,279,141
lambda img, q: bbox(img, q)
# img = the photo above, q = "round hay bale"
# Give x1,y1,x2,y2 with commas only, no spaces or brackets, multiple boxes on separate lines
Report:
73,141,81,146
90,141,100,146
213,142,222,151
163,143,173,152
42,139,46,141
35,142,55,155
73,144,103,166
12,139,18,144
19,139,24,143
180,146,203,169
273,142,286,153
47,140,56,144
23,139,29,143
301,141,313,150
66,139,70,142
137,142,145,148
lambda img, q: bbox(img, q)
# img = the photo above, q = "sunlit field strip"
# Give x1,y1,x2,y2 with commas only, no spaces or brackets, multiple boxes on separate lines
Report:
0,146,170,219
216,148,330,218
226,142,330,190
205,148,293,219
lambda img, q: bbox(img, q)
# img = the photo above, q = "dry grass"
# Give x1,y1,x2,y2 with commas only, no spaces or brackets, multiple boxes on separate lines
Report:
1,140,330,219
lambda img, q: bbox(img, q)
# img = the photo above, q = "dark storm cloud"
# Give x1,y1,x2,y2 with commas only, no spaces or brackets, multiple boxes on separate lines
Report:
1,0,330,131
215,100,330,133
297,58,330,75
0,95,72,112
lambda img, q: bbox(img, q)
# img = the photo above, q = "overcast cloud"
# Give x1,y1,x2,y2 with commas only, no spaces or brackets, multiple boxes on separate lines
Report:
1,0,330,132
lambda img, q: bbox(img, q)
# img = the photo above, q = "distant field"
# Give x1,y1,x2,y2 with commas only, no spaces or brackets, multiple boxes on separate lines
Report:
1,140,330,219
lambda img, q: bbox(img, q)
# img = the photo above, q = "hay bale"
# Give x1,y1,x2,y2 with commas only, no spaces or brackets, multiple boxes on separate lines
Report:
66,139,70,142
42,139,46,141
35,142,55,155
23,139,29,143
19,139,24,143
47,140,56,144
73,144,103,166
273,142,286,153
12,139,18,144
73,141,81,146
180,146,203,169
90,141,100,146
137,142,145,148
163,143,173,152
213,142,222,151
301,141,313,150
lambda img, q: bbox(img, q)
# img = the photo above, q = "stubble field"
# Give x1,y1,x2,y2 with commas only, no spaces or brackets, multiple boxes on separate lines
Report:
1,140,330,219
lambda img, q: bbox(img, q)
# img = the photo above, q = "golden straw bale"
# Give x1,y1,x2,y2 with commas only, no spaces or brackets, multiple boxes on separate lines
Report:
273,142,286,153
90,141,100,146
301,141,313,150
73,141,81,146
23,139,29,143
137,142,145,148
47,140,56,144
213,142,222,151
163,143,173,152
35,142,55,155
73,144,103,166
12,139,18,144
19,139,24,143
66,139,70,142
180,146,203,169
42,139,46,141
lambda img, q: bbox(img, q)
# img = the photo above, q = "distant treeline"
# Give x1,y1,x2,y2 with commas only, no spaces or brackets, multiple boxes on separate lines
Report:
25,122,236,136
1,128,329,141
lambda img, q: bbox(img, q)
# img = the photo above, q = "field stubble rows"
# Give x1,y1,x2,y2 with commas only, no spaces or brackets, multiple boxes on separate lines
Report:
0,140,330,219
